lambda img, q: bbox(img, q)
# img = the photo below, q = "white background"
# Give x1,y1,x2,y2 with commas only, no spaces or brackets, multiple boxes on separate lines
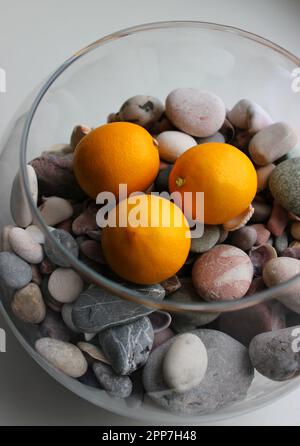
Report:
0,0,300,426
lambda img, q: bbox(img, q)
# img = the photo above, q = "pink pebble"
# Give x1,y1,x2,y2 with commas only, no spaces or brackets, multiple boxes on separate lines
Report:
267,202,289,237
250,224,271,245
72,202,99,236
246,277,266,296
282,248,300,260
192,244,253,302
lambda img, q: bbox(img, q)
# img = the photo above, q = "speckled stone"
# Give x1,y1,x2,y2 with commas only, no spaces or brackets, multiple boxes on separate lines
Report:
44,229,79,267
192,245,253,301
190,225,220,254
165,88,226,137
12,283,46,324
0,252,32,290
93,361,132,398
269,158,300,216
118,95,164,128
168,279,219,332
143,329,254,415
98,317,154,375
249,326,300,381
274,232,289,255
72,285,165,333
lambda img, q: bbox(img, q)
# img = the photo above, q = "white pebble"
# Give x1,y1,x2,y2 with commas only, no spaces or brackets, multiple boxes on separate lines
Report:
10,165,38,228
9,227,44,264
156,131,197,163
39,196,73,226
163,333,208,393
48,268,84,303
25,225,46,244
35,337,88,378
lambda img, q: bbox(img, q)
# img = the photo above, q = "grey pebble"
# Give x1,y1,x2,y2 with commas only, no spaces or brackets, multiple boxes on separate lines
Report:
249,326,300,381
0,252,32,290
269,158,300,216
99,317,154,375
44,229,78,267
61,303,81,333
143,329,254,415
72,285,165,333
190,225,220,254
93,361,132,398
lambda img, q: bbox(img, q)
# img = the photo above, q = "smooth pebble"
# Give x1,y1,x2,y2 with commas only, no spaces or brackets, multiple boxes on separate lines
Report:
118,95,164,128
0,251,32,290
156,131,196,163
9,227,44,264
48,268,84,303
39,309,71,342
228,99,272,132
39,196,73,226
35,337,88,378
192,245,253,301
249,122,297,166
162,333,208,393
190,225,220,254
25,225,46,244
229,226,257,251
269,158,300,217
166,88,226,137
10,165,38,228
61,303,81,333
11,283,46,324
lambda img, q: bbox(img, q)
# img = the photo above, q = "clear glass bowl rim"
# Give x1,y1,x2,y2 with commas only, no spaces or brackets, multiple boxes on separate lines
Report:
19,20,300,314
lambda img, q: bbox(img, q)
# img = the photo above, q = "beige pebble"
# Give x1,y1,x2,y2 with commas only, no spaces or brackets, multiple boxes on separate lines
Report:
156,131,197,163
35,338,88,378
10,165,38,228
12,283,46,323
228,99,272,132
39,196,73,226
48,268,84,303
31,264,42,286
257,164,275,191
9,227,44,264
77,342,110,364
291,223,300,241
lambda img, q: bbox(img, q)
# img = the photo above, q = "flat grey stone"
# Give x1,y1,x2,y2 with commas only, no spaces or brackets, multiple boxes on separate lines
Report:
93,361,132,398
99,316,154,375
0,251,32,290
249,326,300,381
143,329,254,415
72,285,165,333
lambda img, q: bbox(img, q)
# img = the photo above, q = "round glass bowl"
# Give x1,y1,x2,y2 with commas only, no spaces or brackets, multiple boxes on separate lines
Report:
1,21,300,423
